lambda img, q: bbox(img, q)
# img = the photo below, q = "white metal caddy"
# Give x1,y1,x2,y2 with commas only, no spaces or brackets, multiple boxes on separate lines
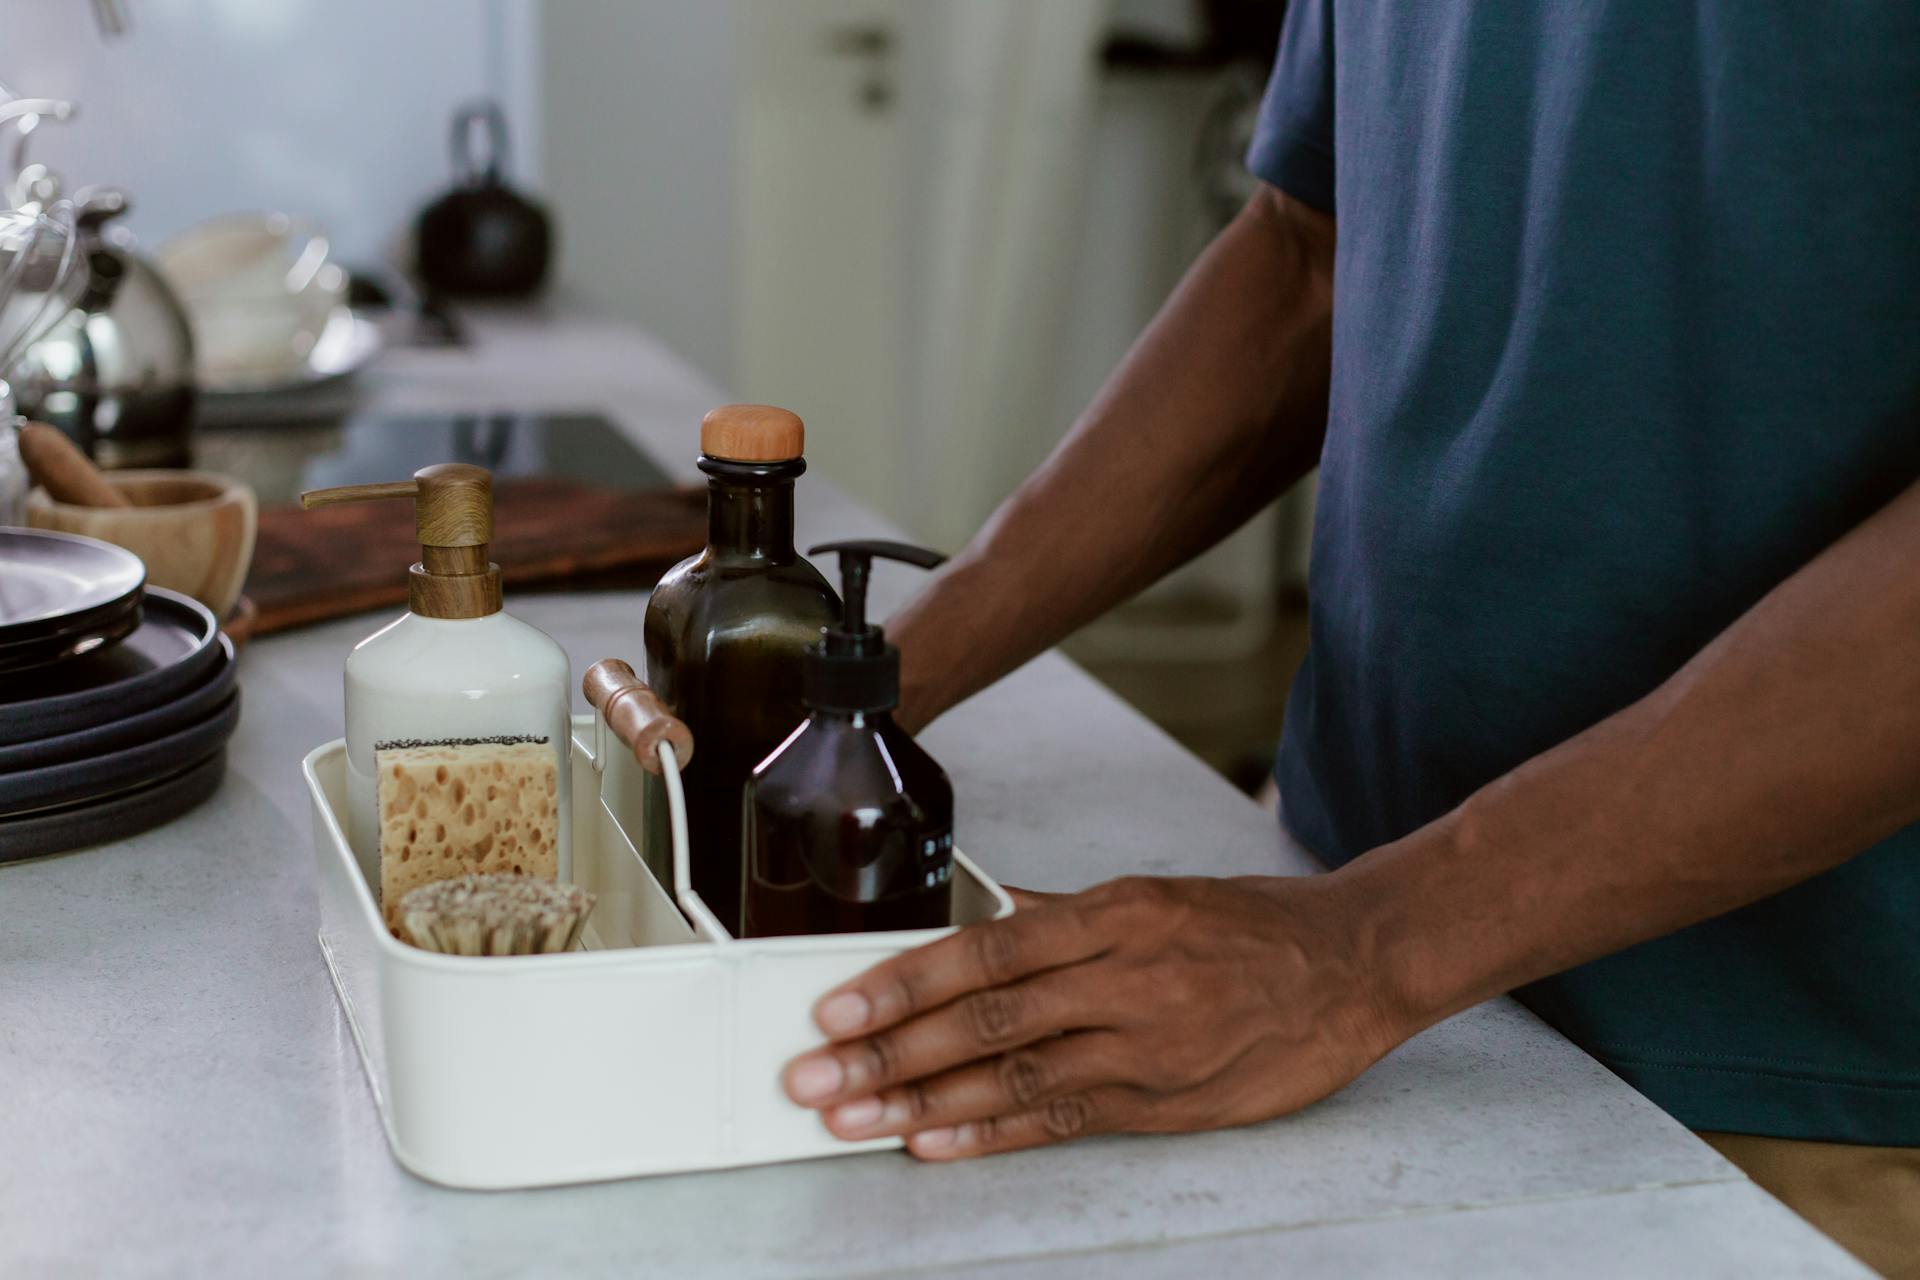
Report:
304,659,1012,1189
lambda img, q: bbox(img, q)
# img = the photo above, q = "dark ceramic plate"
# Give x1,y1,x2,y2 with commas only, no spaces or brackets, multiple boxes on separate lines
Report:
0,592,144,674
0,529,145,641
0,688,240,814
0,748,227,864
0,635,236,771
0,588,221,743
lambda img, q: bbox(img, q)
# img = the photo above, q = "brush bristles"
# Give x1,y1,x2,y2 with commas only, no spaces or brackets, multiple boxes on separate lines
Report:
399,874,596,956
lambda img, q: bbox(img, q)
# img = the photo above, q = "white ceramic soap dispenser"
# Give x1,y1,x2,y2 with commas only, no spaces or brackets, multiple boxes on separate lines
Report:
301,464,572,897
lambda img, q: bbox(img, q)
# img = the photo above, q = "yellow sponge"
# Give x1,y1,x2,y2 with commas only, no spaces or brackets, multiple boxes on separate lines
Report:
375,737,560,932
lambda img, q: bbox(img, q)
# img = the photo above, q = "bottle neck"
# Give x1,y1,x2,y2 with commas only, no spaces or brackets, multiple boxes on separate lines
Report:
409,543,502,618
707,480,796,560
700,455,805,562
813,707,885,731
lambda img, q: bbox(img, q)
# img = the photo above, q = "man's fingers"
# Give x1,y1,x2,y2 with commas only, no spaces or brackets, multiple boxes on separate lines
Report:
819,1032,1125,1140
1003,885,1062,911
786,971,1102,1107
808,902,1109,1042
904,1086,1139,1161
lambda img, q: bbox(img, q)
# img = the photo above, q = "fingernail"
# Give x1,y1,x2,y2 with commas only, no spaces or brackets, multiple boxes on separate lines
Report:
787,1055,845,1104
911,1126,958,1154
831,1097,884,1132
817,991,872,1035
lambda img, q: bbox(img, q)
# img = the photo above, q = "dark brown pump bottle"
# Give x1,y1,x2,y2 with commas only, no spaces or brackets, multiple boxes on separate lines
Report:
643,405,839,934
742,540,953,938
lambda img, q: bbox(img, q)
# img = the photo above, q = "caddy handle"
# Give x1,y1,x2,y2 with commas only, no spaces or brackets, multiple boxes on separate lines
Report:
583,659,694,774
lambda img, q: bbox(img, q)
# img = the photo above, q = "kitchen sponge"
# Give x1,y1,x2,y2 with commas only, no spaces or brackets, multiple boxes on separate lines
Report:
376,736,559,931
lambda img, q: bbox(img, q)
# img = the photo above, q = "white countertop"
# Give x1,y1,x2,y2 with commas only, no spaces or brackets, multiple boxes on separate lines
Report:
0,311,1869,1277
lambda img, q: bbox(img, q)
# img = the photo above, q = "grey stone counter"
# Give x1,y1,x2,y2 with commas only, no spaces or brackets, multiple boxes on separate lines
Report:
0,314,1866,1277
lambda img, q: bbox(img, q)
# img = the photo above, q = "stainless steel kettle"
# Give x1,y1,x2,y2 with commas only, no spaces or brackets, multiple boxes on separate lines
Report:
7,186,196,467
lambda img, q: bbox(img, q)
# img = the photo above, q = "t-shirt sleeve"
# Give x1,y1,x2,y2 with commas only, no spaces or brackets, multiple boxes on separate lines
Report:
1245,0,1335,212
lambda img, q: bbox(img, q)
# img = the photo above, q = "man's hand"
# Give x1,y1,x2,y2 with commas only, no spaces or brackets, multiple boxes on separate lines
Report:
781,876,1399,1160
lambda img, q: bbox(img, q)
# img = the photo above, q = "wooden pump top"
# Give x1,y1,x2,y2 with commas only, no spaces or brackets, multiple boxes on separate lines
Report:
299,463,503,619
700,404,804,463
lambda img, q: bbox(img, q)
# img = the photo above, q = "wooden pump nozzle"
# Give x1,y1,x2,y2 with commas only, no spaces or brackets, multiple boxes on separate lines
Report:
300,463,502,619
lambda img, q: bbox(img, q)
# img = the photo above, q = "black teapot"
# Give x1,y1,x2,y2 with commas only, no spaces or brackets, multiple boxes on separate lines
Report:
414,101,553,299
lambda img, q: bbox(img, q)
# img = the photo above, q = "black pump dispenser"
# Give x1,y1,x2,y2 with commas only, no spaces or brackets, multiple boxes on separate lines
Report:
804,540,946,714
741,539,955,939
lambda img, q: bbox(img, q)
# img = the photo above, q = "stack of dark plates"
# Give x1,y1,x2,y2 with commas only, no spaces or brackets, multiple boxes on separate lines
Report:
0,529,239,862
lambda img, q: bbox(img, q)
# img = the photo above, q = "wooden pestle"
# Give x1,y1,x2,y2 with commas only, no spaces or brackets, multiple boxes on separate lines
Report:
583,659,695,774
18,423,131,508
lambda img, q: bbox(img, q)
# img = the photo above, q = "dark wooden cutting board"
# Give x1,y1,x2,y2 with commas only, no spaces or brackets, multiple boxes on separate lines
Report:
246,478,706,635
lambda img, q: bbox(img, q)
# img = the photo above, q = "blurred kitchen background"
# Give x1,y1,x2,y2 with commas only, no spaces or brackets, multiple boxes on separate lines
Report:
5,0,1312,793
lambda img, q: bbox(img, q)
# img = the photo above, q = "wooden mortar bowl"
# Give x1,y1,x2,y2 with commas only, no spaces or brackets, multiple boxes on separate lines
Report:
27,471,258,618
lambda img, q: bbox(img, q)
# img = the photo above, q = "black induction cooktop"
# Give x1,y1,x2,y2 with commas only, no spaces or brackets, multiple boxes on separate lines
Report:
192,410,674,506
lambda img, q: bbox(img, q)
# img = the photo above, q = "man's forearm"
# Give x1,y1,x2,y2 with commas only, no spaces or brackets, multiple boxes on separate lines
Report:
892,187,1335,731
1340,476,1920,1034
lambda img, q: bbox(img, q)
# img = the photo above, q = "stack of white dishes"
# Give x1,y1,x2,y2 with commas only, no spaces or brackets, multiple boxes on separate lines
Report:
157,212,381,395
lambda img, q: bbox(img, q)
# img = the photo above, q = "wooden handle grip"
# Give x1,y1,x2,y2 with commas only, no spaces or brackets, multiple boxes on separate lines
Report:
18,423,131,508
583,659,694,774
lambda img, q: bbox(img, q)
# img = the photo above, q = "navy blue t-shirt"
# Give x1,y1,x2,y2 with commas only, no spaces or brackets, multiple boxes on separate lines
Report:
1251,2,1920,1142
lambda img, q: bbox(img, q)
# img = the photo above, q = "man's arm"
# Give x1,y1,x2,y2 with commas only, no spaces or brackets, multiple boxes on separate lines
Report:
892,185,1335,732
1352,469,1920,1031
780,474,1920,1160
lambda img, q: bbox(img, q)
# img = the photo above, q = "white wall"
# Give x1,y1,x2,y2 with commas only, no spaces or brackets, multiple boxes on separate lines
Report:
2,0,541,269
540,0,740,387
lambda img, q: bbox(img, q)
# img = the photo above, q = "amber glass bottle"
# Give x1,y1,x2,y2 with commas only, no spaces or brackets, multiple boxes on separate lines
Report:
643,405,839,934
743,541,953,938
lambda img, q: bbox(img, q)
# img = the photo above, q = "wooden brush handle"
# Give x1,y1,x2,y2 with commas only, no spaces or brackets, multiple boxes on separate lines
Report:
18,423,131,507
583,659,694,774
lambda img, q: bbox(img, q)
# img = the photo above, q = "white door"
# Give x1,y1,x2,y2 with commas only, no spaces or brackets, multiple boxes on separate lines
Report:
735,0,910,531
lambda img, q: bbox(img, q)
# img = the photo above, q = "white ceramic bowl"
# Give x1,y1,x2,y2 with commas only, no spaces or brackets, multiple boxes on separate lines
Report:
157,212,347,382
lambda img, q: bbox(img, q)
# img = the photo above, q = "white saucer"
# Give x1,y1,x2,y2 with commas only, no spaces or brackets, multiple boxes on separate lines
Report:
200,307,385,397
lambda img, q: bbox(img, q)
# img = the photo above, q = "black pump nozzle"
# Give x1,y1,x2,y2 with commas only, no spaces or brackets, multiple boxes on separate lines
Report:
803,540,946,712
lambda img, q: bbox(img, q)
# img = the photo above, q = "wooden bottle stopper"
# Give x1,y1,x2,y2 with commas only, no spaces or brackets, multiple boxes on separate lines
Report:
583,659,694,774
699,404,804,463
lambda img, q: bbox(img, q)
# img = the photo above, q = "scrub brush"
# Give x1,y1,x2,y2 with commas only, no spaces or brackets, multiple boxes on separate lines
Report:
398,874,596,956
